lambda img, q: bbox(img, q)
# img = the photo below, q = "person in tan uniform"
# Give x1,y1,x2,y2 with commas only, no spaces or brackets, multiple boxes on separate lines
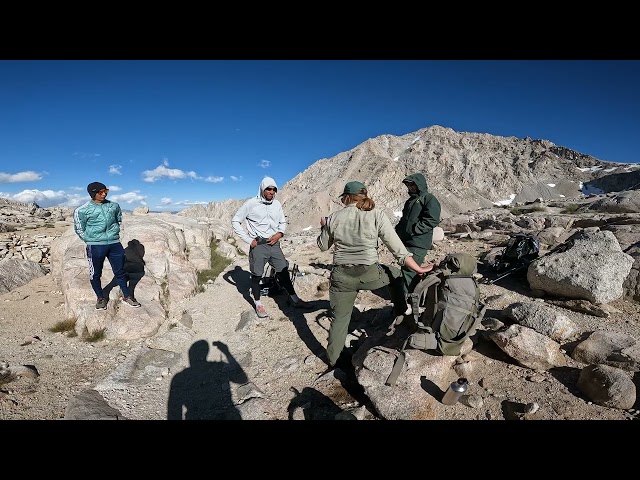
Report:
316,181,433,369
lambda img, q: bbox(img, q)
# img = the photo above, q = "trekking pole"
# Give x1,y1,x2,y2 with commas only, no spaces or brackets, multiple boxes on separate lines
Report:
291,263,299,287
484,265,523,285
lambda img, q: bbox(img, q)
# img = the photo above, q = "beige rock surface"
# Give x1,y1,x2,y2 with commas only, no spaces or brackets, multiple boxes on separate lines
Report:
2,222,640,420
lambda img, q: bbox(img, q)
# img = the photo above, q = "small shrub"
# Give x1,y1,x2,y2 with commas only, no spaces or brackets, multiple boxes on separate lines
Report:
510,205,546,215
561,203,581,214
197,239,232,287
84,328,106,342
49,318,77,333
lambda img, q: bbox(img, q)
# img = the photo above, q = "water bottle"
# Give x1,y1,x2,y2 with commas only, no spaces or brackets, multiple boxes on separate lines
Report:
441,377,468,405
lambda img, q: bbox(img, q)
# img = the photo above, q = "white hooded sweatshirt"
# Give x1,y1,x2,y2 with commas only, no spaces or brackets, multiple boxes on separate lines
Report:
231,176,288,245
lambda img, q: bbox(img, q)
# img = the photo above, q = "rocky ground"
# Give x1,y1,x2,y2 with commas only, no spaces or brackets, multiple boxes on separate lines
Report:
2,222,640,421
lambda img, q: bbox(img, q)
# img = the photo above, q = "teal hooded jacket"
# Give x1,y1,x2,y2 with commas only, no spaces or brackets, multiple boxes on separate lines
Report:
73,199,123,246
394,173,441,250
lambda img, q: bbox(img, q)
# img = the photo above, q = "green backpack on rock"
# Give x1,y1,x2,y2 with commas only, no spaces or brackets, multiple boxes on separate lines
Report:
385,253,486,386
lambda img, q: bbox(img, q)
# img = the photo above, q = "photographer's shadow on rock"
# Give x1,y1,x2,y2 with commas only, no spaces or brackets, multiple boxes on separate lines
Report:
103,239,146,300
167,340,248,420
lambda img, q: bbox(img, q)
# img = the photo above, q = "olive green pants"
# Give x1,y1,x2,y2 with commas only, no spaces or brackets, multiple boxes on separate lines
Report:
400,246,429,298
326,263,405,366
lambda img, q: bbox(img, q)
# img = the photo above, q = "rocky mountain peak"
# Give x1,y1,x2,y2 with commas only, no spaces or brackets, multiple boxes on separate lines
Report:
180,125,639,233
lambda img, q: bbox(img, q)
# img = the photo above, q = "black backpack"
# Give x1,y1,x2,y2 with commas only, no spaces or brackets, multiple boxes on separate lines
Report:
487,233,540,282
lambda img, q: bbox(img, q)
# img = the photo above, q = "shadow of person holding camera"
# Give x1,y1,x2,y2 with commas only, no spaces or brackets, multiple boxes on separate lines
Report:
167,340,248,420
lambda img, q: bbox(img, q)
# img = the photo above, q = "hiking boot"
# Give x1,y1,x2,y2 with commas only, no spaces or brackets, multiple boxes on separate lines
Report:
123,297,141,308
95,298,108,310
255,304,269,318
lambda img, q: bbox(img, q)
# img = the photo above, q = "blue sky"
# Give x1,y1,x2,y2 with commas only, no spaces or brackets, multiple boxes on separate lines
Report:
1,60,638,211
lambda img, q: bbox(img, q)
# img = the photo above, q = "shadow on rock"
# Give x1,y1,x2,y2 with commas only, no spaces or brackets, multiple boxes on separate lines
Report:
420,376,445,402
103,238,146,300
167,339,248,420
287,386,343,420
222,265,254,308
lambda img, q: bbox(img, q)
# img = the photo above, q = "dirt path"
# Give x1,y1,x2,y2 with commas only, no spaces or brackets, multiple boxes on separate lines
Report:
93,253,366,420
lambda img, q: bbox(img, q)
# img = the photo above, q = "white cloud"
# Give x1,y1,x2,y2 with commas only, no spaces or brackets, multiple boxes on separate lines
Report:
230,176,242,181
111,191,146,204
204,176,224,183
142,158,201,183
109,164,122,175
0,171,43,183
153,199,208,210
2,189,85,208
258,160,271,168
61,194,88,208
107,185,122,191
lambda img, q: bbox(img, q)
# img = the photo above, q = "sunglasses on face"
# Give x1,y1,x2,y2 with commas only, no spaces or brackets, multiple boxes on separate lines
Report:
264,187,277,192
97,189,109,195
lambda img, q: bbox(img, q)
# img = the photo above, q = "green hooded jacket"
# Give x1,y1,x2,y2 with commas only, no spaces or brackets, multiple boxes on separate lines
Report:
394,173,441,250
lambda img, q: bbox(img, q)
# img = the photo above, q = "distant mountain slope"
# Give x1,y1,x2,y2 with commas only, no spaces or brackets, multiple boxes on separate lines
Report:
180,125,639,234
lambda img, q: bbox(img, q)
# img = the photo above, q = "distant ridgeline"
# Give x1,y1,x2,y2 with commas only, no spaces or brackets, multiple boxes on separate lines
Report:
0,197,40,213
0,197,73,229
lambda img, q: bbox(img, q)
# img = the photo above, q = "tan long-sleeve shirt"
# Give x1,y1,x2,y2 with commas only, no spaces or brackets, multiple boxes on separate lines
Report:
317,203,413,266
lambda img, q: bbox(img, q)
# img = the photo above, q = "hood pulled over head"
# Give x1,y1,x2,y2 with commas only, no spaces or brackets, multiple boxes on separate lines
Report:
258,177,278,203
403,173,428,194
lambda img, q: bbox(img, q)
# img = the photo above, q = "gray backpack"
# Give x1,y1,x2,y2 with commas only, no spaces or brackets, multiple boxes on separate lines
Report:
385,253,486,386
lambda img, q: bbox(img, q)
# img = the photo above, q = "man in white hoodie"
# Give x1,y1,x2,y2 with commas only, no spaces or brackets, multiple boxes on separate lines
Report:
231,177,312,318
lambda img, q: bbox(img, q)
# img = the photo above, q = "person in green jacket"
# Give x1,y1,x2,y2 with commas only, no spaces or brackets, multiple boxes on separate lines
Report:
394,173,441,311
317,181,433,369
